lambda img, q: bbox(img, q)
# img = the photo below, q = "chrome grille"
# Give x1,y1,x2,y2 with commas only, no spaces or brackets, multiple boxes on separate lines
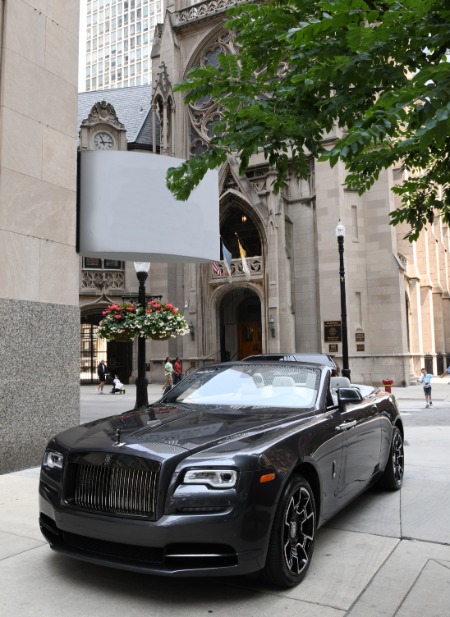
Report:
66,453,160,519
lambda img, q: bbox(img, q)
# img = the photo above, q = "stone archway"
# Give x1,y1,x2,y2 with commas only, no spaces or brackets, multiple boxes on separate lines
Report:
218,287,262,361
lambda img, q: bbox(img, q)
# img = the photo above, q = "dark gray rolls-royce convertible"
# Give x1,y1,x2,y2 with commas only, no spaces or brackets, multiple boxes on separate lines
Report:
39,361,404,588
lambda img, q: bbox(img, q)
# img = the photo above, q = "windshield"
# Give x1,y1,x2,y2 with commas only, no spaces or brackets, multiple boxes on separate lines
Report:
164,363,321,409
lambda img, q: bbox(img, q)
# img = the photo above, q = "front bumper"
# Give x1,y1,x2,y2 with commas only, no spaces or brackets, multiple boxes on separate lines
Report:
39,464,278,578
39,497,270,577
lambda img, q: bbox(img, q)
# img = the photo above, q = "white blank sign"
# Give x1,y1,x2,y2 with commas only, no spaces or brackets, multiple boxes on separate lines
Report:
78,151,219,262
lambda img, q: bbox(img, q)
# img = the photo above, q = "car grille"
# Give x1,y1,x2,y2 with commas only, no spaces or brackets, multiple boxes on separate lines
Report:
65,452,160,520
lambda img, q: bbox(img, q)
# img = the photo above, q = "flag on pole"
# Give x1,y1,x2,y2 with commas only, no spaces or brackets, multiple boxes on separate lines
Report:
238,239,251,281
222,241,233,283
212,261,221,276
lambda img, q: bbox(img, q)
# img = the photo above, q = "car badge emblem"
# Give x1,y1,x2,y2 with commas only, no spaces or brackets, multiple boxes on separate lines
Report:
104,454,112,465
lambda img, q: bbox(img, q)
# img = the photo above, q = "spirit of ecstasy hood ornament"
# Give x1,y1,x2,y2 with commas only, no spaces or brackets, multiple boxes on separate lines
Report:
113,428,125,447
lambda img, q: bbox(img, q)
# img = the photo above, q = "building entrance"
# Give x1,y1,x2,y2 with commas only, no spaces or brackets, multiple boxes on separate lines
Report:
218,289,262,361
238,322,262,359
80,314,132,384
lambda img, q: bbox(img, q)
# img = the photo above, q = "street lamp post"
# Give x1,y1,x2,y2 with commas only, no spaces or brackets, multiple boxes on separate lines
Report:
134,261,150,409
336,221,351,380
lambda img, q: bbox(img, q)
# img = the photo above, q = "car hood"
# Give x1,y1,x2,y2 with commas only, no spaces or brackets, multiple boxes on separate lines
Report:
55,402,312,457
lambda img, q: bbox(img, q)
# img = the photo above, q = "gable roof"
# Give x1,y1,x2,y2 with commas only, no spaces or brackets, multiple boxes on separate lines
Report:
78,84,153,146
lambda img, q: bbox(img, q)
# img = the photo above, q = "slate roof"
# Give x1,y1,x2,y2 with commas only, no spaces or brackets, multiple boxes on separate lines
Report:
78,84,153,146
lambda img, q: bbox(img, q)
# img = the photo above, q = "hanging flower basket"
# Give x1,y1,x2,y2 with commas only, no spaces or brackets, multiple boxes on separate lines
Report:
149,333,172,341
97,301,189,341
111,331,133,343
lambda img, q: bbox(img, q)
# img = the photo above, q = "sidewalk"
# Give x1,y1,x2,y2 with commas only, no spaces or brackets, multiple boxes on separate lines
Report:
392,376,450,398
79,382,165,423
1,382,449,616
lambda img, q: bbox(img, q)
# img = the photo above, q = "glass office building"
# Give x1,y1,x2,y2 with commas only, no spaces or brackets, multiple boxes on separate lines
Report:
83,0,163,91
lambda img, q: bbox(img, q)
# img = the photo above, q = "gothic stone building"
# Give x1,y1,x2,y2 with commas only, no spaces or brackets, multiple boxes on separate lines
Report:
78,0,450,388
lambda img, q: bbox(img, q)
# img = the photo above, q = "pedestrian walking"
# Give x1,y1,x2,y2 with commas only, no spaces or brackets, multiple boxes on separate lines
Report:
418,368,433,408
163,357,173,394
173,357,183,385
97,359,108,394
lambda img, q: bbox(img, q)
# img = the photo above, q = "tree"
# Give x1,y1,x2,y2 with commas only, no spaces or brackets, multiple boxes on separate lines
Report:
166,0,450,240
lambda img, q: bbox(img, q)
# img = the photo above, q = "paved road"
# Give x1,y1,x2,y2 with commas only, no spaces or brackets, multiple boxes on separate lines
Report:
1,381,449,617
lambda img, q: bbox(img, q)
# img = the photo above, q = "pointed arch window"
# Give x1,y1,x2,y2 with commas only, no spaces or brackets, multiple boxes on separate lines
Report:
186,32,238,155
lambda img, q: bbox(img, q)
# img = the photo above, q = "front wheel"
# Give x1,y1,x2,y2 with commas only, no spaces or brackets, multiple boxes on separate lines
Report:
380,426,404,490
261,475,316,588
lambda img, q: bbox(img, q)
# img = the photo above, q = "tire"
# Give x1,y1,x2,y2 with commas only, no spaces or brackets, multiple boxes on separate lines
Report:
261,475,316,588
380,426,404,490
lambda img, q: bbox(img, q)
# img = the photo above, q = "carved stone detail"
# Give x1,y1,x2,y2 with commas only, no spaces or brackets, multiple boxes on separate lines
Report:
81,271,125,291
210,256,263,282
174,0,247,27
245,168,271,194
187,31,238,154
81,101,125,131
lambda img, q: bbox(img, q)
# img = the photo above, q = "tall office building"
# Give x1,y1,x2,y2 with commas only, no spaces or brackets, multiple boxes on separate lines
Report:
83,0,163,91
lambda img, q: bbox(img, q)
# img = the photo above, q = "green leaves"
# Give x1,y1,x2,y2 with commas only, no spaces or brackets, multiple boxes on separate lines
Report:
168,0,450,239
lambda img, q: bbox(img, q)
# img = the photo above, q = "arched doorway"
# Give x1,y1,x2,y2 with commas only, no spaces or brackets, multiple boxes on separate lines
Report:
220,203,262,261
80,309,133,385
218,288,262,361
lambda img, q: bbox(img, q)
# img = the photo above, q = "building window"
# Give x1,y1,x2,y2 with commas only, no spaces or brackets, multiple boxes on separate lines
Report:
351,205,359,241
83,258,123,270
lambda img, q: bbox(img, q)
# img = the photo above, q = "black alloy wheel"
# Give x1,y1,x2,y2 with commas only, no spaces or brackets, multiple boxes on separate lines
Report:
380,426,404,490
262,475,316,588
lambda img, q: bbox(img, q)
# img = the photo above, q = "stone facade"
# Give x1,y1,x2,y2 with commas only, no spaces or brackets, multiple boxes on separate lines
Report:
78,0,450,390
0,1,80,473
152,0,450,385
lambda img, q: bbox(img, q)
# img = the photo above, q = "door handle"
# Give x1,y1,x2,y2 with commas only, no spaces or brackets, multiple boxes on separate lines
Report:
336,420,357,431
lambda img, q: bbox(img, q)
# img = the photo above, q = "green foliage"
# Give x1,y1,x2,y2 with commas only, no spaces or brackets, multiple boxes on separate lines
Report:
166,0,450,240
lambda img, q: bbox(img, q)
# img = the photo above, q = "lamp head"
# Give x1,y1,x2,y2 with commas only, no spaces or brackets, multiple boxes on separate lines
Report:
336,221,345,238
134,262,151,273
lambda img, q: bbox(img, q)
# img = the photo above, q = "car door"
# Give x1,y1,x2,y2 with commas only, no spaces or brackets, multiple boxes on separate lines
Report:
336,397,382,499
310,406,345,523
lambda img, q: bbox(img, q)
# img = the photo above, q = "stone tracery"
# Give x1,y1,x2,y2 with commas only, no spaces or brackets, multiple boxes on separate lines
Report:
187,31,238,154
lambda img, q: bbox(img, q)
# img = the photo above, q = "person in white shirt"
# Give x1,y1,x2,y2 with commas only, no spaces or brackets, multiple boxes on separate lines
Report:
111,375,125,394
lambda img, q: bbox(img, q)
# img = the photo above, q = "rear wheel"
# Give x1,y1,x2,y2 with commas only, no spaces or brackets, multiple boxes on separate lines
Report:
261,475,316,588
380,427,404,490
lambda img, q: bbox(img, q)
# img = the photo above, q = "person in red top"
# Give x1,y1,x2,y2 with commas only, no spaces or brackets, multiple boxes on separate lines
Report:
173,357,183,385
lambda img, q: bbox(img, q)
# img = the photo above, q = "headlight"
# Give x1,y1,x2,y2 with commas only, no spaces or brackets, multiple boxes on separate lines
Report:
43,450,64,470
183,469,238,489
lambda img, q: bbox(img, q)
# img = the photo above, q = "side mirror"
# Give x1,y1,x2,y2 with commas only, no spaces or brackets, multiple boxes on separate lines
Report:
337,387,363,406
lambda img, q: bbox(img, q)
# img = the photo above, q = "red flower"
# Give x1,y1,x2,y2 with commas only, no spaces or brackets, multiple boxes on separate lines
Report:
114,314,122,319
